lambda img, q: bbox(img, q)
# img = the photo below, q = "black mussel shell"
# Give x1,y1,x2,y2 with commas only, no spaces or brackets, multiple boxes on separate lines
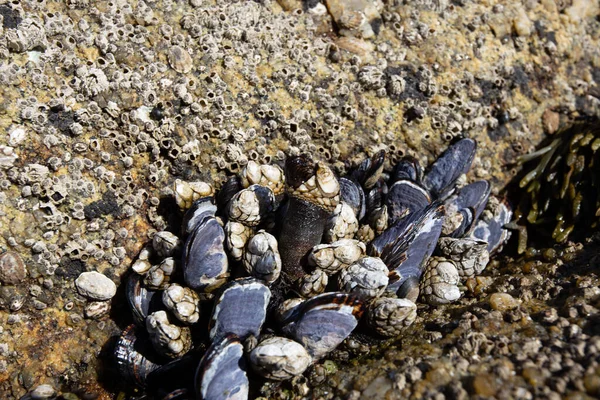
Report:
195,334,248,400
471,198,512,254
365,180,388,218
369,202,444,294
351,150,386,190
182,214,228,292
146,352,201,398
181,197,217,238
126,273,163,327
386,179,431,225
285,154,316,189
423,138,476,198
281,292,364,359
390,156,423,184
114,325,162,388
340,177,366,220
445,180,490,238
216,176,242,215
208,277,271,342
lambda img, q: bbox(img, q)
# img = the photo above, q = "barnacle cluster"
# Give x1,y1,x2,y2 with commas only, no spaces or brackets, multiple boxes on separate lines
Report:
116,140,511,399
1,0,600,398
513,120,600,250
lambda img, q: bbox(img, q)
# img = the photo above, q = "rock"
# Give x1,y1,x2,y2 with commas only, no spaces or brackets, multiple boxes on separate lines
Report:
326,0,383,39
513,8,532,37
168,45,193,74
0,251,27,285
584,372,600,396
489,292,519,312
472,373,498,397
566,0,600,23
542,109,560,134
75,271,116,301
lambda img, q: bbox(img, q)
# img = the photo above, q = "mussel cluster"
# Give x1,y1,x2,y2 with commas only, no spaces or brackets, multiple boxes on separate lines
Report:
115,139,511,399
514,121,600,248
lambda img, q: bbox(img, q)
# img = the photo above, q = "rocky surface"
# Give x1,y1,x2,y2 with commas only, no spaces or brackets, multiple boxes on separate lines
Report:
0,0,598,399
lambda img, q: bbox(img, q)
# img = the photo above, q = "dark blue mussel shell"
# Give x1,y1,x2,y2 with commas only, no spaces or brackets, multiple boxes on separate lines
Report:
281,292,364,359
195,334,248,400
181,203,229,292
208,277,271,342
422,138,476,198
368,202,444,295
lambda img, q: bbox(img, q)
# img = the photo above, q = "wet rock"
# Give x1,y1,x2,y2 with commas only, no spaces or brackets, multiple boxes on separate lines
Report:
0,251,27,285
584,370,600,396
542,109,560,134
75,272,117,301
472,373,499,397
489,293,519,312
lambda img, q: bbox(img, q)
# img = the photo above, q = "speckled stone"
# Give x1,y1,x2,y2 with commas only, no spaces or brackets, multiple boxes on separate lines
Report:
0,251,27,285
30,384,55,400
489,293,519,312
75,272,116,301
472,373,499,397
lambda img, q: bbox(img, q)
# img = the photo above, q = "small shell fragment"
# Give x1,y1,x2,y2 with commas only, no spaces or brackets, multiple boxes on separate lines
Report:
84,301,110,319
168,45,193,74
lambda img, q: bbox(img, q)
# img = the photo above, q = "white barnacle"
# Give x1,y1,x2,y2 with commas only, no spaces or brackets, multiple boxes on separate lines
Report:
174,179,214,210
163,283,201,325
324,202,359,242
419,256,461,305
308,239,366,275
338,256,388,299
146,310,192,358
367,297,417,337
249,336,311,381
243,230,281,283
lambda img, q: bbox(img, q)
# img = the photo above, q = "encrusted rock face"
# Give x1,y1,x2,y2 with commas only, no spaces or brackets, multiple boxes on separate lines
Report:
2,0,600,398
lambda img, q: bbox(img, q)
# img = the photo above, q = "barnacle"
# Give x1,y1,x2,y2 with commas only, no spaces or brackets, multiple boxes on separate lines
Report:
514,120,600,248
